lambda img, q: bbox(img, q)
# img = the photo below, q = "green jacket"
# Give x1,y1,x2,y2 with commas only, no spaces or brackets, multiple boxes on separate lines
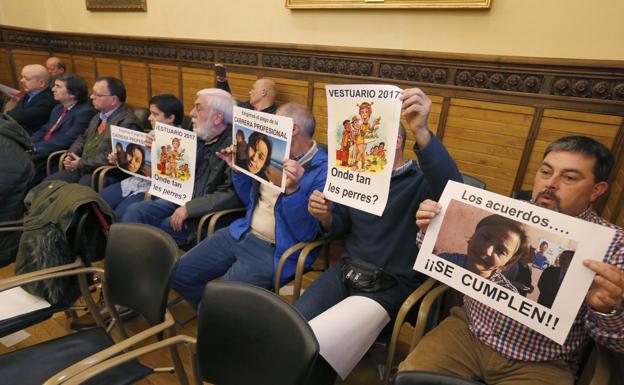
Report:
15,181,115,304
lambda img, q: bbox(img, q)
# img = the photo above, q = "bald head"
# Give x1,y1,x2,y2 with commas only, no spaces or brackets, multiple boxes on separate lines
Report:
249,78,276,110
46,57,66,78
20,64,50,93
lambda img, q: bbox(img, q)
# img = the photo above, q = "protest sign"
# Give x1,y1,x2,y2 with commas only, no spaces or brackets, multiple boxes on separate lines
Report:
323,84,402,216
414,180,617,344
110,125,151,180
232,106,292,193
148,122,196,205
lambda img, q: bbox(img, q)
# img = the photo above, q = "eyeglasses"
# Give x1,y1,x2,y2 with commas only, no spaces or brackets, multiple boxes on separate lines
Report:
91,92,112,98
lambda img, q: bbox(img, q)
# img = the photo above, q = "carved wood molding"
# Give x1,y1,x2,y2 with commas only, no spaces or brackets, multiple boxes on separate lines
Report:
2,25,624,103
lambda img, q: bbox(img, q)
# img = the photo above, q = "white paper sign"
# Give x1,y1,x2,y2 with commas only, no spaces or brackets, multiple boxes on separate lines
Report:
232,106,292,193
148,122,196,205
414,181,616,344
110,125,151,180
323,84,402,216
309,296,390,379
0,83,20,98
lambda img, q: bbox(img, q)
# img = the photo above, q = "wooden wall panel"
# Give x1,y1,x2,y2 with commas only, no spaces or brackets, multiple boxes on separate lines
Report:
311,82,328,144
11,49,49,75
267,77,308,106
443,99,534,196
150,63,179,98
181,67,214,115
72,55,96,89
403,95,443,161
55,53,74,73
603,165,624,220
0,48,13,86
95,57,120,79
227,72,257,104
121,60,148,109
520,110,623,191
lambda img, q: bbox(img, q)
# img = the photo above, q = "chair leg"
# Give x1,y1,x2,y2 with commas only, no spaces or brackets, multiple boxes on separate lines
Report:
167,327,191,385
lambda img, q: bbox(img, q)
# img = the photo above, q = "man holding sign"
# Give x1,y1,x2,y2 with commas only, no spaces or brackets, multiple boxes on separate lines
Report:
401,136,624,385
172,102,327,309
122,89,242,245
296,87,461,382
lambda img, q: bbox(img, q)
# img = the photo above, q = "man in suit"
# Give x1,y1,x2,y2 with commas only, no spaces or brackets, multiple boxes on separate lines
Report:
45,76,141,186
30,73,96,185
7,64,57,135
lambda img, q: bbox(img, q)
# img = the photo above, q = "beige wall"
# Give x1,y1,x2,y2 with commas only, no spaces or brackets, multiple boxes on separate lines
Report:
1,0,623,60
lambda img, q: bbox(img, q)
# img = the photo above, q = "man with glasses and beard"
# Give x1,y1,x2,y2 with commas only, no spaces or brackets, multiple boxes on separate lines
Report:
402,136,624,385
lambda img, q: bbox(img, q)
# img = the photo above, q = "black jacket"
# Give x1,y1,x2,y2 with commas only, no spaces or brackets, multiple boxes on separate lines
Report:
0,114,34,266
7,88,58,135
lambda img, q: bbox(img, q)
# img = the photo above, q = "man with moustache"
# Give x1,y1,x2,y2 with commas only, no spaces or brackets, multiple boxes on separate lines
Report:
45,77,141,186
402,136,624,385
121,89,241,246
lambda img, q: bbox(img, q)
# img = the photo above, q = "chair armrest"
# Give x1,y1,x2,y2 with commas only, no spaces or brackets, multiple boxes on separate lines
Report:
0,264,100,292
44,312,190,385
588,344,611,385
382,277,437,385
291,238,331,302
274,242,308,294
47,150,68,176
91,165,117,192
207,208,246,236
0,218,24,227
411,284,450,351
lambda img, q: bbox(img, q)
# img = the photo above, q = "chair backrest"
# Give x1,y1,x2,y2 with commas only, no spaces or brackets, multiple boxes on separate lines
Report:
393,371,485,385
132,107,151,132
104,223,180,326
461,173,486,189
511,189,532,201
196,281,319,385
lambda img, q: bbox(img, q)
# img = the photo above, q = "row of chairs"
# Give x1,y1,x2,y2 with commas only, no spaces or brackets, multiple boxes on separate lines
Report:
0,223,321,385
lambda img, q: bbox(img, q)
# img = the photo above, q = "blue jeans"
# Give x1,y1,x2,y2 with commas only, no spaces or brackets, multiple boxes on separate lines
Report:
121,198,189,245
172,228,275,309
99,182,145,218
293,265,349,321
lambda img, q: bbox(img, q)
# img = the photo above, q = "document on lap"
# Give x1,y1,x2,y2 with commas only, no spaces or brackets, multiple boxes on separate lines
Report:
0,83,20,98
414,181,616,344
110,125,151,180
148,122,197,205
323,84,402,216
232,106,292,193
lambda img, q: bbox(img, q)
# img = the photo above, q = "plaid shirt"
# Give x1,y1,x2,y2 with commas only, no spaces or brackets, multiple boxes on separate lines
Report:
418,208,624,362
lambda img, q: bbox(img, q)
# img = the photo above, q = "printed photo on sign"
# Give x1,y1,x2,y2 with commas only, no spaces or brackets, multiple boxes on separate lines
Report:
110,125,150,180
414,181,616,344
323,84,402,216
148,122,197,205
232,106,292,193
233,125,288,187
432,199,578,309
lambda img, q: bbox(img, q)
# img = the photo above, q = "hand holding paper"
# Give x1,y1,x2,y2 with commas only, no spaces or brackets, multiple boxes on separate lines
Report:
583,260,624,313
145,130,155,150
308,190,333,231
415,199,442,232
284,159,304,195
215,144,235,168
400,87,432,145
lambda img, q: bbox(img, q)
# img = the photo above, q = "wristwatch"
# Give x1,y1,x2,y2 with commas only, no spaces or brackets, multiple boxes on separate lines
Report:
595,296,623,316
